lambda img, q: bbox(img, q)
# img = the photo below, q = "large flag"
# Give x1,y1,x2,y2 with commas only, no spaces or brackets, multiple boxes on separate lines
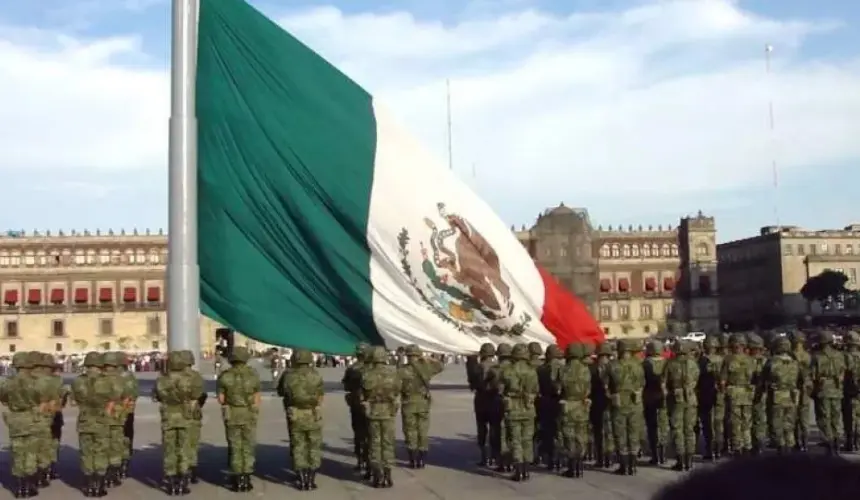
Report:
196,0,604,354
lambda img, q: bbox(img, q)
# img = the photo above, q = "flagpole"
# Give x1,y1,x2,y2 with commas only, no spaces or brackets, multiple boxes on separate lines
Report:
167,0,200,364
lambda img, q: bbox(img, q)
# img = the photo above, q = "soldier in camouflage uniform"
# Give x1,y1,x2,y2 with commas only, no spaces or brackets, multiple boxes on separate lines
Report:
747,334,768,454
279,349,324,490
341,343,369,471
361,346,399,488
1,352,41,498
555,343,591,478
665,341,699,472
789,331,811,451
536,344,563,470
643,340,668,465
526,342,544,465
178,351,206,483
100,352,131,487
217,346,262,491
721,333,755,455
33,353,65,486
811,330,846,455
590,342,615,468
497,343,539,481
49,360,69,481
764,336,800,454
118,354,139,479
468,343,496,466
608,339,645,476
698,336,724,461
398,344,444,469
487,343,513,472
582,342,596,462
843,333,860,452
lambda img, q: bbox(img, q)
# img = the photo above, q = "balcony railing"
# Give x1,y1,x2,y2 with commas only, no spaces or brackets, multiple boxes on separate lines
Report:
1,302,166,315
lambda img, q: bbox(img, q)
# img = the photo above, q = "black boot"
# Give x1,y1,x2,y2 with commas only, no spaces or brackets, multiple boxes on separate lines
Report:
372,468,383,488
244,474,254,491
522,462,531,481
564,458,576,478
382,467,393,488
494,456,507,473
25,474,38,497
408,450,416,469
576,457,585,478
165,475,176,495
478,447,488,466
684,454,693,471
37,468,49,487
648,442,659,465
833,440,841,456
658,445,667,464
363,466,373,482
672,455,684,471
799,434,808,452
229,475,240,492
417,451,426,469
627,454,637,476
295,469,306,490
309,469,318,490
614,455,628,475
354,457,364,472
95,474,108,497
180,474,191,495
107,466,120,487
511,463,523,482
188,467,198,484
14,476,25,498
49,464,59,480
602,453,613,469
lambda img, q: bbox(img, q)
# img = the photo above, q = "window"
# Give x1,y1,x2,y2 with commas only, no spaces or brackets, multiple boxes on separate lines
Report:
51,320,65,337
599,245,610,258
820,243,828,253
640,304,653,319
136,250,146,264
23,253,35,266
622,245,631,257
151,340,160,350
99,251,110,264
797,244,805,256
643,325,651,334
86,251,96,264
695,243,708,257
809,245,817,256
55,343,63,352
10,255,20,266
559,246,567,257
847,245,854,255
783,245,793,256
148,251,161,264
0,252,8,266
851,269,857,284
111,251,121,264
651,244,659,257
642,245,651,257
8,344,15,353
611,244,620,257
664,303,673,317
543,247,551,257
600,306,612,320
835,244,842,255
671,244,679,257
147,315,161,335
37,253,46,266
101,342,111,350
99,318,113,336
619,305,630,320
603,327,610,336
660,244,670,257
125,250,135,263
74,251,85,265
631,245,640,257
4,320,18,338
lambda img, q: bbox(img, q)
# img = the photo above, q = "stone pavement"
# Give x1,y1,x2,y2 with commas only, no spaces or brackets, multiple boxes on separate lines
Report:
0,365,700,499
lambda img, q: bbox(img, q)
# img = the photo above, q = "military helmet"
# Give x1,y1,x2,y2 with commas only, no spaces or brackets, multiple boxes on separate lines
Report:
582,343,596,356
167,351,187,371
564,343,585,360
102,351,122,367
355,343,370,358
729,333,747,346
704,336,720,348
790,331,806,344
596,342,613,356
405,344,422,357
292,349,314,365
846,332,860,346
478,343,495,357
230,346,252,363
511,343,530,360
747,334,765,349
527,342,543,356
645,340,663,355
369,346,388,364
545,344,563,359
496,343,513,358
818,331,834,345
83,351,103,367
773,337,791,354
12,351,33,369
31,352,50,367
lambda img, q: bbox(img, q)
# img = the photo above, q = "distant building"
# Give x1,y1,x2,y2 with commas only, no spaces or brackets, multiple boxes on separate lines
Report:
515,204,720,338
717,224,860,329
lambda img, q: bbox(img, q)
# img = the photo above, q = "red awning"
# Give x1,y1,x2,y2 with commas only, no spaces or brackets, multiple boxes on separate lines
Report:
147,287,161,302
3,289,18,305
644,277,657,291
123,287,137,302
663,277,675,291
618,278,630,292
74,288,89,303
50,289,64,304
27,289,41,305
599,278,612,292
98,287,113,303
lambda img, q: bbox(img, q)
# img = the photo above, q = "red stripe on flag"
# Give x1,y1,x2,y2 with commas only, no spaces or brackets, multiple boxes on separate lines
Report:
537,265,604,349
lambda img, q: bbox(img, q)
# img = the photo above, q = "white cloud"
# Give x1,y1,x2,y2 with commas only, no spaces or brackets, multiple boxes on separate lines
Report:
1,0,858,209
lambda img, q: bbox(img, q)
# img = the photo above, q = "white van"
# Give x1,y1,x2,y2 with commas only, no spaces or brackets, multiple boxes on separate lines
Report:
682,332,706,343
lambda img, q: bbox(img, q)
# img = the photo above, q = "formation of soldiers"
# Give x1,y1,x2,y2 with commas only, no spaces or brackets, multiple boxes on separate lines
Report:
465,330,860,481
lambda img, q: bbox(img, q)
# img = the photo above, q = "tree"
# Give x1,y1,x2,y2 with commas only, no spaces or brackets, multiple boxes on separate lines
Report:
801,269,849,306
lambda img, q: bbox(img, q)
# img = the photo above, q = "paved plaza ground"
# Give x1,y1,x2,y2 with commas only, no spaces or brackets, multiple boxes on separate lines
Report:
0,363,775,499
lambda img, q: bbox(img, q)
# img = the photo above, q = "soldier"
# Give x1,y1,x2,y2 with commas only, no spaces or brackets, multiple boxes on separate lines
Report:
665,340,699,471
398,344,444,469
486,343,514,472
721,333,755,456
100,352,131,487
360,346,399,488
178,351,206,483
811,330,846,454
497,344,539,481
789,331,811,451
468,343,496,466
608,339,646,475
49,360,69,481
70,352,118,498
117,354,139,479
643,340,668,466
537,344,564,470
32,353,63,487
526,342,544,465
280,349,324,490
844,333,860,452
590,342,615,469
555,343,591,478
217,346,261,491
698,336,724,461
747,334,768,454
581,343,596,462
0,352,41,498
341,343,369,471
764,336,800,455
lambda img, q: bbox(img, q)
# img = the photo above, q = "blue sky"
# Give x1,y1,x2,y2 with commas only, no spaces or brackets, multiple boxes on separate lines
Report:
0,0,857,242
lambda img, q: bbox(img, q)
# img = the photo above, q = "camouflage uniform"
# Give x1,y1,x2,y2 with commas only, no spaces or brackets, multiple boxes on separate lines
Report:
49,360,69,481
100,352,131,487
747,334,768,453
279,349,324,490
118,354,140,479
30,353,60,488
360,346,399,488
555,343,591,478
1,352,41,497
844,333,860,451
71,352,119,497
217,346,262,491
764,337,800,453
527,342,544,465
698,336,724,460
498,344,539,481
341,343,369,470
467,343,496,466
398,344,444,468
721,334,755,454
665,341,699,472
608,339,645,475
590,342,615,468
643,340,668,465
789,331,812,451
487,343,513,472
811,331,846,454
178,351,206,483
536,345,564,470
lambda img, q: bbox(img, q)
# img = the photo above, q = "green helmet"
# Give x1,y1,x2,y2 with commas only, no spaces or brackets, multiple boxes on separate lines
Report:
230,346,251,363
545,345,563,359
369,346,388,364
527,342,543,356
405,344,422,357
846,332,860,346
704,336,720,348
564,343,585,360
729,333,747,347
597,342,613,356
167,351,187,371
674,340,691,354
645,340,663,356
773,337,791,354
582,343,596,356
31,352,51,367
818,331,834,345
790,331,806,344
292,349,314,365
496,343,513,358
355,343,370,359
83,352,103,367
12,352,33,369
747,334,764,349
478,343,496,357
511,344,530,360
181,350,195,365
102,351,123,367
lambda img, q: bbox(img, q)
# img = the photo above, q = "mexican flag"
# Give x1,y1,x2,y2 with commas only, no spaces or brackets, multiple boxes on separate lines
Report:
196,0,604,354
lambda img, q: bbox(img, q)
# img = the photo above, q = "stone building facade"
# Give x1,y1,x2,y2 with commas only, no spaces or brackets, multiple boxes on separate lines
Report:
515,205,720,338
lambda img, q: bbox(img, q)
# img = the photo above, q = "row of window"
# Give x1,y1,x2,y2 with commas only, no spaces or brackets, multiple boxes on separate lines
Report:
4,340,162,354
0,248,165,268
599,243,689,259
3,315,162,339
784,242,857,257
599,276,676,293
600,303,673,321
2,286,162,306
